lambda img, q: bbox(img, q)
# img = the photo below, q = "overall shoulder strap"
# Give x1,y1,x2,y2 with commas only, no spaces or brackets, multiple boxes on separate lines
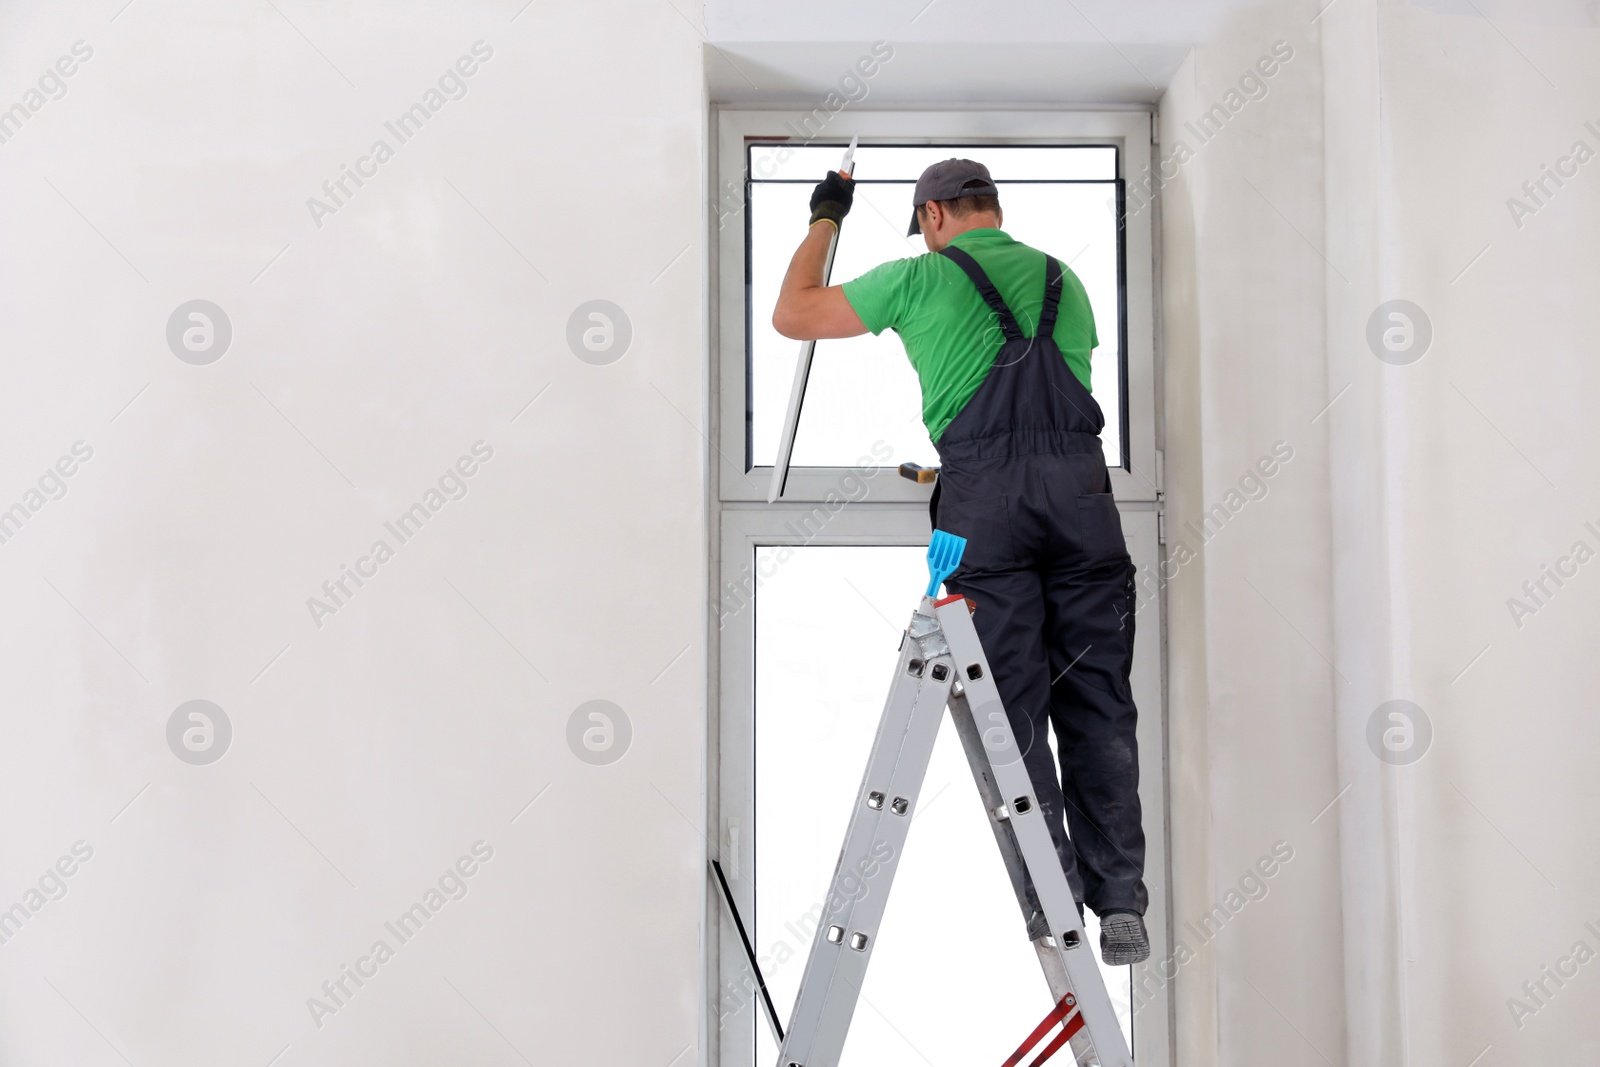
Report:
1037,256,1064,337
939,245,1023,342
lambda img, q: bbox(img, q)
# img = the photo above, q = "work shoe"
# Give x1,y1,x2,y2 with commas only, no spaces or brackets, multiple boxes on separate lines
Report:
1099,911,1149,965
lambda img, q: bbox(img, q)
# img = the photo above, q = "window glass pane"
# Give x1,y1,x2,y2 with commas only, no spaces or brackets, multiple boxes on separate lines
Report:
754,546,1131,1065
748,145,1123,471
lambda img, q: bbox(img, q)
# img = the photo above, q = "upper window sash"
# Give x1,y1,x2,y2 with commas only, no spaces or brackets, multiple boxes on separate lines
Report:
713,109,1158,506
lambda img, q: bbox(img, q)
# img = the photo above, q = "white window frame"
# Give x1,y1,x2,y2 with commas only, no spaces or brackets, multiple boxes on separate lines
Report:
714,108,1160,504
706,107,1170,1067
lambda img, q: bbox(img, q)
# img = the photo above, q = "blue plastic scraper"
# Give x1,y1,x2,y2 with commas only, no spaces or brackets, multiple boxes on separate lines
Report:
925,530,967,597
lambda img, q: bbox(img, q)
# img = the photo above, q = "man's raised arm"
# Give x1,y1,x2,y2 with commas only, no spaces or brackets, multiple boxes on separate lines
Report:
771,171,869,341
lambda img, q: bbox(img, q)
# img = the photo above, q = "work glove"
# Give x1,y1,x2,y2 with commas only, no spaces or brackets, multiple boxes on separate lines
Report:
809,170,855,229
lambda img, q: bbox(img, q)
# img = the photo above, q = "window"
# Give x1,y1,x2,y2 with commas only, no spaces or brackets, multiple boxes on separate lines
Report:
746,144,1126,471
711,110,1169,1067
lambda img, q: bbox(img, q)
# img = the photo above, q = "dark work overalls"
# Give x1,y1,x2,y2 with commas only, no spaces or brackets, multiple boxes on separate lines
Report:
929,246,1147,918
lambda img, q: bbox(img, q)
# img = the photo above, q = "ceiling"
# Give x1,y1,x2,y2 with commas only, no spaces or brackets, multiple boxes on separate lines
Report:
701,0,1600,104
702,0,1275,104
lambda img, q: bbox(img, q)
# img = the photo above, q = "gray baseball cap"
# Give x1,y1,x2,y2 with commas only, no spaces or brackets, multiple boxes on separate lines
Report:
907,158,1000,236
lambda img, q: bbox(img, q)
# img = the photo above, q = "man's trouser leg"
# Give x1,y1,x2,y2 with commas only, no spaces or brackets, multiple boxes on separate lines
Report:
1044,553,1147,916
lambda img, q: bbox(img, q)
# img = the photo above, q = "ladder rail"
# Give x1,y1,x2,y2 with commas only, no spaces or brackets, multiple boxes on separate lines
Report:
946,687,1044,936
948,687,1099,1066
936,597,1133,1067
776,607,955,1067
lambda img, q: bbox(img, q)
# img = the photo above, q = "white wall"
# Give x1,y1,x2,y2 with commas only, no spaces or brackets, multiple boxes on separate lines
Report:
1324,3,1600,1063
1157,12,1346,1065
0,2,706,1064
1161,1,1600,1064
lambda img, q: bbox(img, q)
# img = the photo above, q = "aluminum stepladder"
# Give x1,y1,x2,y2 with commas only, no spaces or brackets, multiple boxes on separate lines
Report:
774,531,1134,1067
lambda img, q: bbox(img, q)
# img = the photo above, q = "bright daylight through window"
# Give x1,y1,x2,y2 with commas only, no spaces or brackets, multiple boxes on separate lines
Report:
746,143,1126,473
754,546,1134,1067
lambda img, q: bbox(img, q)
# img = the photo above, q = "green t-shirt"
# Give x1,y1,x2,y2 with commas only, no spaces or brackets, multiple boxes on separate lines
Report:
840,228,1098,443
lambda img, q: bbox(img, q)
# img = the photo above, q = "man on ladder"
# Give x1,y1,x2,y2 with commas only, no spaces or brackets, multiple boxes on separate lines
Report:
772,157,1149,967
